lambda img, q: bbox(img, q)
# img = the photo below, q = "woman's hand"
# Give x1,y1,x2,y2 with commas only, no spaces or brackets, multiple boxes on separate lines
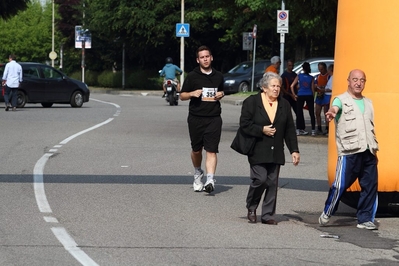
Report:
292,152,300,166
262,125,276,136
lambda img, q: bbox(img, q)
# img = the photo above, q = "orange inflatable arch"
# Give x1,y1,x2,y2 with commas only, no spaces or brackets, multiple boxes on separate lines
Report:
328,0,399,211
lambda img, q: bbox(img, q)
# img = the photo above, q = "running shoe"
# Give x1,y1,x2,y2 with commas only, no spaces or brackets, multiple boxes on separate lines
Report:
193,171,204,192
357,221,377,230
299,130,309,135
203,179,215,193
319,212,330,226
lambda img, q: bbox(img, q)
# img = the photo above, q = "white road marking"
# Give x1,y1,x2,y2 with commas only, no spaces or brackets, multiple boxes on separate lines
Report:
44,216,59,223
33,98,119,265
52,227,99,266
60,118,114,145
34,153,53,213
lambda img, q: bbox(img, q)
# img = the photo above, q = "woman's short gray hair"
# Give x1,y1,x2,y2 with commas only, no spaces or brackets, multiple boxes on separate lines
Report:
260,72,282,89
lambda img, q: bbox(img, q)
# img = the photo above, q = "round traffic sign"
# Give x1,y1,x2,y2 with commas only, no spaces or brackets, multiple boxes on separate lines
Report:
279,11,288,20
49,51,58,60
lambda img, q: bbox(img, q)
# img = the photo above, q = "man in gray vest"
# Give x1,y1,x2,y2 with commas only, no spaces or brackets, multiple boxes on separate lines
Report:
319,69,379,230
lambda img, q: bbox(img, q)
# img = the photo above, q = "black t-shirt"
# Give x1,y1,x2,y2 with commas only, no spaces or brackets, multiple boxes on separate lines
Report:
281,70,297,95
181,67,224,117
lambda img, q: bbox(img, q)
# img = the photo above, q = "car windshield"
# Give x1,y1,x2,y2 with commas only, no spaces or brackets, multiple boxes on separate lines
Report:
228,63,252,74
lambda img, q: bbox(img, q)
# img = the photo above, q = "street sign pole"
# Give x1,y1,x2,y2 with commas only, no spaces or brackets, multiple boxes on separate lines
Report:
180,0,185,86
277,1,289,74
280,1,285,74
81,39,85,83
251,24,257,92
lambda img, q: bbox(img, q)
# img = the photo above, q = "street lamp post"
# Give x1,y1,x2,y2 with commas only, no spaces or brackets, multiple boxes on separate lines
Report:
49,0,57,66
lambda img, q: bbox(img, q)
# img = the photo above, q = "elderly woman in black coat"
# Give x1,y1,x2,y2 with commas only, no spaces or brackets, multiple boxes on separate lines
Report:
240,72,300,225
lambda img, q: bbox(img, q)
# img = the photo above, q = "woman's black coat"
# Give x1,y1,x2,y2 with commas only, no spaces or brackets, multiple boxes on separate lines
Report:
239,92,299,165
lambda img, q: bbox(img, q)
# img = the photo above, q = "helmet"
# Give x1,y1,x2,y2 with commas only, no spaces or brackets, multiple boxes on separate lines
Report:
165,57,173,64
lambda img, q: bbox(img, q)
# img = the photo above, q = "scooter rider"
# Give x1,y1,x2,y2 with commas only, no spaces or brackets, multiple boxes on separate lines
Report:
160,57,183,98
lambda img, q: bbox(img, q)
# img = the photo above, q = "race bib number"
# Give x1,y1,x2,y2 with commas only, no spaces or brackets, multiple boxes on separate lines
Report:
202,87,217,102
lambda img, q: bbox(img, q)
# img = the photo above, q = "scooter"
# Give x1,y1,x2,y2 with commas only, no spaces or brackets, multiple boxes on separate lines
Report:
164,79,179,106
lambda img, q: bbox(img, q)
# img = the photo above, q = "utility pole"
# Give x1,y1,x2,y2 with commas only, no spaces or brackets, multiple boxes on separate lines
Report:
279,0,286,74
180,0,185,86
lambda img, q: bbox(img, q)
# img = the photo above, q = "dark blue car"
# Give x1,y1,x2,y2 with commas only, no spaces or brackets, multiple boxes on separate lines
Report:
223,60,270,94
0,62,90,108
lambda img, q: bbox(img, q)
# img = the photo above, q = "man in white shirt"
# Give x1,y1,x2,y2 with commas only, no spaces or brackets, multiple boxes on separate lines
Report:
2,54,23,111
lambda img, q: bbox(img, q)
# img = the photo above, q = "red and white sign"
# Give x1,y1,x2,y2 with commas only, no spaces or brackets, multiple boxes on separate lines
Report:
277,10,289,33
252,24,257,39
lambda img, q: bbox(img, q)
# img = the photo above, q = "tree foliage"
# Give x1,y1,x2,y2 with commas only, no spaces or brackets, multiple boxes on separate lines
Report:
0,1,60,62
0,0,30,20
0,0,338,75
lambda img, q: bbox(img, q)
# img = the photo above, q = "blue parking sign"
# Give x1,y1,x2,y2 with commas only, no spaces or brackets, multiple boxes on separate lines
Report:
176,23,190,37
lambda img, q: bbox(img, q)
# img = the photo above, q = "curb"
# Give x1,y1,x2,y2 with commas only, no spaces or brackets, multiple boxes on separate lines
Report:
90,88,247,106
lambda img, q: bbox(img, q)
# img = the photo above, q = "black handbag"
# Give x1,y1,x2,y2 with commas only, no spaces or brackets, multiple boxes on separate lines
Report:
230,127,256,155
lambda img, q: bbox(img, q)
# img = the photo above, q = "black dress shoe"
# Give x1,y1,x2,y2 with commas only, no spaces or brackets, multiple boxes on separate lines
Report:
247,210,256,223
261,219,278,225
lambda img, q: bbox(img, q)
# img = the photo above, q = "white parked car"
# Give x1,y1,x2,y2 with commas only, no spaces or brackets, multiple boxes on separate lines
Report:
293,57,334,76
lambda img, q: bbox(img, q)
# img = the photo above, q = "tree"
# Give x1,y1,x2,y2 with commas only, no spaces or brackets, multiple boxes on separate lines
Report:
0,1,59,62
0,0,30,20
1,0,338,76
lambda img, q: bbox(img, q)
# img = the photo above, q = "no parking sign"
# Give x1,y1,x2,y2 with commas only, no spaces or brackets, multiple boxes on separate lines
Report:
277,10,289,33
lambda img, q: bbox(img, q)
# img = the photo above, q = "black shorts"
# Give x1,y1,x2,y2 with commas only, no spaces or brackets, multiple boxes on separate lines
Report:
187,115,222,153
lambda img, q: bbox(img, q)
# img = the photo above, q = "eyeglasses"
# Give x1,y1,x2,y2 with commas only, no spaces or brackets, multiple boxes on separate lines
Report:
351,78,366,83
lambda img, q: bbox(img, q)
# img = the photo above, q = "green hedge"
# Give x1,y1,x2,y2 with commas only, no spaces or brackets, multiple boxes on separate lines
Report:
126,69,161,90
68,69,163,90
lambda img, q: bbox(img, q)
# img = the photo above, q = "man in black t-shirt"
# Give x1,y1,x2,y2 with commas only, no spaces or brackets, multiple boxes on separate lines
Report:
280,59,297,116
180,45,224,193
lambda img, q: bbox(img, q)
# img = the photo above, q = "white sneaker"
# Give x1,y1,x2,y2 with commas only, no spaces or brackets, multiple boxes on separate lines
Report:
298,129,309,136
357,221,377,230
319,212,330,225
203,179,215,193
311,130,316,136
193,171,204,192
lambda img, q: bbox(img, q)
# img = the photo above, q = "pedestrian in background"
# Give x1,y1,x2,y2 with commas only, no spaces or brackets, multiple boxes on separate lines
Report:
180,45,225,193
290,62,316,136
314,62,329,135
264,56,281,74
240,72,299,225
280,59,297,116
323,64,334,135
2,54,22,111
319,69,379,230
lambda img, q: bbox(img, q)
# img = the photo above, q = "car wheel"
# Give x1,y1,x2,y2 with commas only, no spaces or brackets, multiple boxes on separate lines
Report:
41,103,53,108
17,91,26,108
70,91,84,107
238,82,249,93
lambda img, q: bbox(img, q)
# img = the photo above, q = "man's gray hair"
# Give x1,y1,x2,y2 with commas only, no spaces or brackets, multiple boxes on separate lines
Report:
270,56,281,64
